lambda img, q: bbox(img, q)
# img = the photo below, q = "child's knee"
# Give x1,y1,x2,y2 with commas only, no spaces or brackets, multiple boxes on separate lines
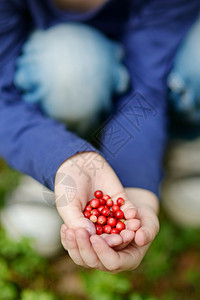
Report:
15,23,129,131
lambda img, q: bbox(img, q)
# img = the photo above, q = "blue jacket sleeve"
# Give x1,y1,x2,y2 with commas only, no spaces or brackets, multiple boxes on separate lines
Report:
0,0,97,191
100,0,200,197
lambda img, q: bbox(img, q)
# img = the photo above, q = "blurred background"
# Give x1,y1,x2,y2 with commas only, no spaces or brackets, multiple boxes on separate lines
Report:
0,159,200,300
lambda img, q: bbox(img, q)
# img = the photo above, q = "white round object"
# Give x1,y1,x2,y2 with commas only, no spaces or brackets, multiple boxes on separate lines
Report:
1,202,63,257
162,177,200,227
0,176,63,257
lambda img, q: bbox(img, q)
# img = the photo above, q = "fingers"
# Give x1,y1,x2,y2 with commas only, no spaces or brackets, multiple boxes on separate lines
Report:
61,225,106,271
110,217,140,251
125,218,141,231
61,225,148,273
100,233,123,247
90,235,121,272
105,212,140,250
135,214,159,247
114,230,135,251
61,226,86,267
95,217,140,249
117,192,138,219
106,189,137,218
75,228,104,270
124,207,137,220
90,235,143,272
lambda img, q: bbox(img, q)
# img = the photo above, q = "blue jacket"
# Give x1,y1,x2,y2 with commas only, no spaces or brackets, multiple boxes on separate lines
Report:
0,0,200,196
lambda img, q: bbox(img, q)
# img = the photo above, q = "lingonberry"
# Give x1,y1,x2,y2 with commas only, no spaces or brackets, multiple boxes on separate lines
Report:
99,199,106,206
91,209,100,217
109,211,115,218
106,199,114,207
117,197,125,206
98,205,105,213
90,215,97,223
112,205,120,212
104,205,110,210
101,208,110,217
96,224,104,235
115,210,124,219
85,205,92,212
116,220,126,232
102,194,110,201
94,190,103,199
97,215,107,225
83,191,127,235
84,211,91,219
104,225,112,234
111,228,120,234
90,198,100,209
107,217,117,228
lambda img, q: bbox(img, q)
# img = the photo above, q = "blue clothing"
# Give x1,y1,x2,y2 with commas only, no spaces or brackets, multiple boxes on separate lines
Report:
0,0,200,196
14,23,130,137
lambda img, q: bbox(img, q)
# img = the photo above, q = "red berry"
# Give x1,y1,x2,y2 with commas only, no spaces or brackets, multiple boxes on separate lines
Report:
84,211,91,219
112,205,120,212
99,199,106,206
106,199,114,207
116,221,126,232
107,217,117,228
109,211,115,218
97,215,107,225
102,194,110,201
117,197,125,206
104,225,112,234
101,208,110,217
90,215,97,223
94,190,103,199
96,224,104,235
104,205,110,210
91,209,100,217
115,210,124,219
98,205,105,212
85,205,92,212
90,198,100,209
111,228,120,234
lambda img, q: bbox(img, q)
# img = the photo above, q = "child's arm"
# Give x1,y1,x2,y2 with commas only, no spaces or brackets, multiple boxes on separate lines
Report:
0,2,138,255
0,1,97,190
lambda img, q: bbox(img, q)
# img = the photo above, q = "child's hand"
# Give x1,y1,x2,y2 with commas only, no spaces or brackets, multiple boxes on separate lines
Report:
55,152,139,249
56,152,159,272
115,188,159,250
60,188,159,272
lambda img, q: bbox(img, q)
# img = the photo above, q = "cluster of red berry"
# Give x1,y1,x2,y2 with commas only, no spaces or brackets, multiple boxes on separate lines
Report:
83,190,126,235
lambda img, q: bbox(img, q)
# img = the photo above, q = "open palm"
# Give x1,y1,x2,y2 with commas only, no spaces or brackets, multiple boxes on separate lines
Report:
59,185,159,273
55,152,140,251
